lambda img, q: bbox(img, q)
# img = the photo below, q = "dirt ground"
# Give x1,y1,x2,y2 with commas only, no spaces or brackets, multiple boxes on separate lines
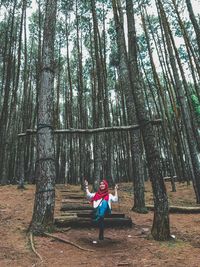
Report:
1,181,200,267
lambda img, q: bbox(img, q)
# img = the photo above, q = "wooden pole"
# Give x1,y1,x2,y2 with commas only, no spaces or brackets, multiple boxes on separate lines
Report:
18,119,162,137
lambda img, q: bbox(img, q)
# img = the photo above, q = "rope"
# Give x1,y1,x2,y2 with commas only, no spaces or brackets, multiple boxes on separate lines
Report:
37,123,54,131
36,188,55,194
140,120,151,127
41,66,55,73
35,157,55,164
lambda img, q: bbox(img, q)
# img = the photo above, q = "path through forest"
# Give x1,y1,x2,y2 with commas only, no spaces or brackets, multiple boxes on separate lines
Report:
0,182,200,267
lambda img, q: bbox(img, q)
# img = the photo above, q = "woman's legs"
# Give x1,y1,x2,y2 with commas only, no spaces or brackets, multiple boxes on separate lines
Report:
97,200,110,240
98,200,110,217
98,217,104,240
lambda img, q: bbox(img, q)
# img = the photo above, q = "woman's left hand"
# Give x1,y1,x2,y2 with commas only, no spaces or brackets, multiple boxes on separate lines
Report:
115,184,118,190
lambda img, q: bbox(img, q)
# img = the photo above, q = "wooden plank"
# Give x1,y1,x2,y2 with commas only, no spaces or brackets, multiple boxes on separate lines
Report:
59,191,82,195
60,211,125,218
18,119,162,137
77,213,125,218
146,205,200,213
61,199,89,204
54,216,133,228
60,191,85,197
61,204,93,211
61,210,93,216
56,216,130,222
58,215,78,219
55,184,68,188
61,195,85,199
60,213,78,217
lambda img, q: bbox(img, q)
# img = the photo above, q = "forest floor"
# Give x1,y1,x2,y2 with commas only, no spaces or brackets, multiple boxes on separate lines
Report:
1,181,200,267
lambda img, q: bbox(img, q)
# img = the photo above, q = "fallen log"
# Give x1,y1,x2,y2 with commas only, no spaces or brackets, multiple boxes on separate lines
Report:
146,205,200,213
54,216,133,228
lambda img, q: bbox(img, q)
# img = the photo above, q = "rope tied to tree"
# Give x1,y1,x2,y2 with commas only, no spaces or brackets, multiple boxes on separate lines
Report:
41,66,55,73
138,120,153,129
36,188,55,194
35,157,55,164
37,123,54,131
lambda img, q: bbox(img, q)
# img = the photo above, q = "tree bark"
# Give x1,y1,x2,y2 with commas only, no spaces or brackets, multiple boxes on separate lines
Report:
112,0,146,212
91,0,104,190
124,0,170,240
185,0,200,57
30,0,57,233
157,0,200,203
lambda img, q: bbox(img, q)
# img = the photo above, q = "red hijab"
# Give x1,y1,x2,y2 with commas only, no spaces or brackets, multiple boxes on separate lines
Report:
92,179,109,201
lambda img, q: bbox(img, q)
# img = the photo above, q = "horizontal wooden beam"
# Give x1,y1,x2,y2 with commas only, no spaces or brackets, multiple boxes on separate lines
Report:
18,119,162,137
146,204,200,213
54,216,133,228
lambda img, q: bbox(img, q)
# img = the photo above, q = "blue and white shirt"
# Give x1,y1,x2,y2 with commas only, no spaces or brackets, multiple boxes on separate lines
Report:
86,190,118,209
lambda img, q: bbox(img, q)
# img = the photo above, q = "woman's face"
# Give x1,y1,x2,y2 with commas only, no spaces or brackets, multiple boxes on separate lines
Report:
99,181,106,190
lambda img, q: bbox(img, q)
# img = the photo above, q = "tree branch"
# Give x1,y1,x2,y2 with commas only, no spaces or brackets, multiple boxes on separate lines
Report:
29,232,43,261
18,119,162,137
43,232,94,252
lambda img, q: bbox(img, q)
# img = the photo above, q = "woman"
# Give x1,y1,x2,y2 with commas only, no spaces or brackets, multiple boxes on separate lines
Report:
85,179,118,240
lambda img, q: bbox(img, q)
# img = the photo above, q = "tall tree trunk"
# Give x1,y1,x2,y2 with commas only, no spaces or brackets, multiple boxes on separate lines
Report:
65,14,74,183
126,0,148,211
124,0,170,240
172,0,200,84
157,0,200,203
30,0,57,233
91,0,104,190
185,0,200,57
142,7,189,183
76,1,86,186
55,37,61,183
112,0,146,212
0,0,17,184
140,9,176,191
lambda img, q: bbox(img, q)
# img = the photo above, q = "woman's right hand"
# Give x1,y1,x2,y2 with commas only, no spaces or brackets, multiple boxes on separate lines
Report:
84,180,88,187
